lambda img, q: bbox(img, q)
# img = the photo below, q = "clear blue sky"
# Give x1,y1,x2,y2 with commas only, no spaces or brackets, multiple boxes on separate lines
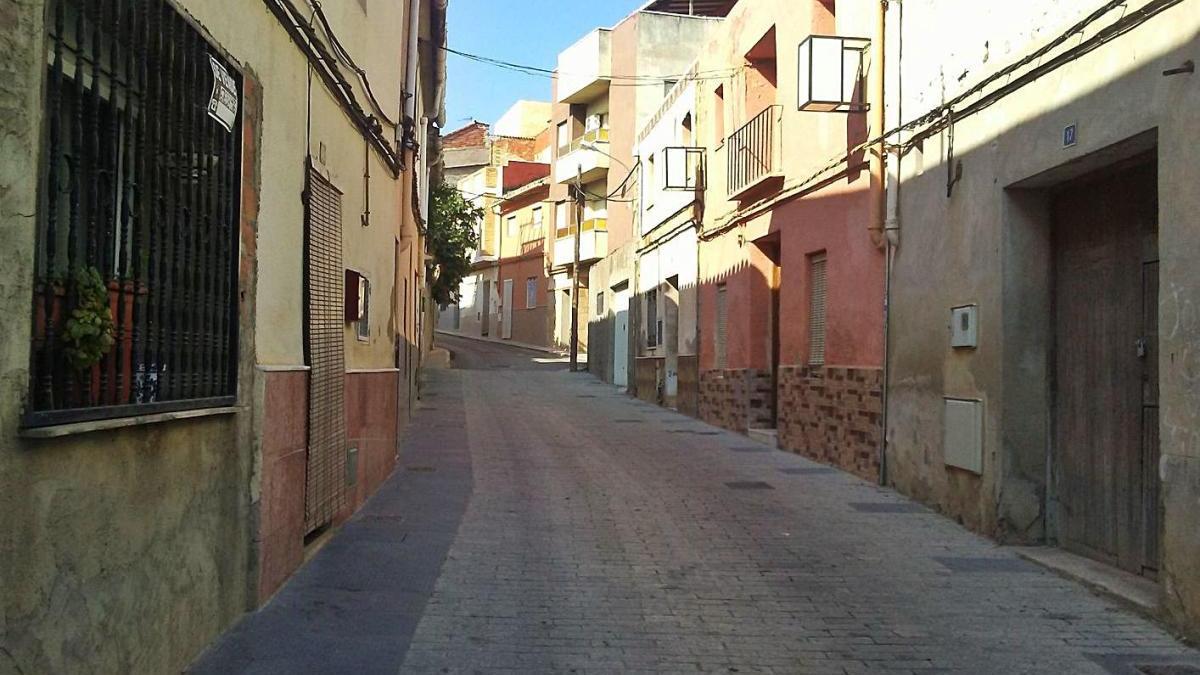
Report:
444,0,644,130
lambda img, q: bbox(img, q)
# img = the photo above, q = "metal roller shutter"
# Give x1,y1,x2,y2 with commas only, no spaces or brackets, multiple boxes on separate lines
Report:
304,163,347,534
808,254,827,366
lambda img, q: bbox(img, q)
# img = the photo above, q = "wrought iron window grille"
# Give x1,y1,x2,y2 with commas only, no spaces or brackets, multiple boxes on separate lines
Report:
28,0,242,427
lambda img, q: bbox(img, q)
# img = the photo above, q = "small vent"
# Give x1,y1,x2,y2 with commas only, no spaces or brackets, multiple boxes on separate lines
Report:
808,253,827,365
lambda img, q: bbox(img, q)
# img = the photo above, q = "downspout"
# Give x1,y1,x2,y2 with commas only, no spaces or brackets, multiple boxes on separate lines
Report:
879,0,902,486
402,0,422,133
868,1,887,249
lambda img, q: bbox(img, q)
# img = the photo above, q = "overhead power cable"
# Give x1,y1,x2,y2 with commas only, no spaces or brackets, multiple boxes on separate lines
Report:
307,0,401,127
701,0,1182,239
429,41,741,85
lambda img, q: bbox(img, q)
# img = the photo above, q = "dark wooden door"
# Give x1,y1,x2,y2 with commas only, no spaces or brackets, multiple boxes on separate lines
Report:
1053,159,1159,576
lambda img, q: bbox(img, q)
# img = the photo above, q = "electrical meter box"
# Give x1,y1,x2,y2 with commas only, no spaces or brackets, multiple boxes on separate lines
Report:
950,304,978,349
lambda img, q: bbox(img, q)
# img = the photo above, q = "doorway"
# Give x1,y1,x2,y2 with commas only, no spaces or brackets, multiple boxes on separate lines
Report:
612,281,630,388
756,236,782,427
480,278,491,337
502,278,514,340
1052,157,1159,577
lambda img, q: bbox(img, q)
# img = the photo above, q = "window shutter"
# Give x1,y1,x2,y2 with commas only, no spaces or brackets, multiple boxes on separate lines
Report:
716,284,728,368
305,166,348,533
808,254,827,366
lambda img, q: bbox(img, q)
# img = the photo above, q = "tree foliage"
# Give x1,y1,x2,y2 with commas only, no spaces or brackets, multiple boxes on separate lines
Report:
428,182,482,306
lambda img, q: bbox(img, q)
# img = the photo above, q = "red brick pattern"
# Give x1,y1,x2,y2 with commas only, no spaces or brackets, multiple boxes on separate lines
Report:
442,122,489,149
777,366,882,481
698,368,773,432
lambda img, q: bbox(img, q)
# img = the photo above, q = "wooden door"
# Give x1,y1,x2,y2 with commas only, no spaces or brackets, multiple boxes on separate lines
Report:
1053,159,1159,576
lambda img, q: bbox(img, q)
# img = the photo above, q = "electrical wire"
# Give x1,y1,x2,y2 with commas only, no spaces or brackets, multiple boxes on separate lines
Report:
307,0,401,127
431,41,742,85
701,0,1175,239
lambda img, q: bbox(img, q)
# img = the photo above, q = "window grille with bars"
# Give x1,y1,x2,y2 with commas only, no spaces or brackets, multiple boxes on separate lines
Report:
808,253,828,366
29,0,242,427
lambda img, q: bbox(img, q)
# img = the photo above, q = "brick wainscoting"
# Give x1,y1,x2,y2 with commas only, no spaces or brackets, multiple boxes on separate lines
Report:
699,369,774,433
777,366,882,481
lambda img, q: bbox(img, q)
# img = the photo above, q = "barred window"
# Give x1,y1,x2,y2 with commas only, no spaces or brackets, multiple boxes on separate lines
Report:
28,0,242,427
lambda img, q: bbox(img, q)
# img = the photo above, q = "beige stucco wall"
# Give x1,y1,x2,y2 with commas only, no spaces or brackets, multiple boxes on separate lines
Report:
886,0,1200,636
181,0,409,370
0,0,422,671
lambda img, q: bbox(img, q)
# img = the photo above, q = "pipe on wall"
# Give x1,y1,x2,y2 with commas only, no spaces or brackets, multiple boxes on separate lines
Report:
879,0,903,486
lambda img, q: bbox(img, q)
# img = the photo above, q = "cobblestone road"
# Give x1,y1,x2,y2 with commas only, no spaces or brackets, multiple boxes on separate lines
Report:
195,335,1200,674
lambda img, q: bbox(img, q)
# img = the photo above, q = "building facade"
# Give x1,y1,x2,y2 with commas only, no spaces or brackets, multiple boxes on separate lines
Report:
552,2,727,374
632,77,704,413
882,0,1200,638
686,0,886,480
496,176,554,349
0,0,446,671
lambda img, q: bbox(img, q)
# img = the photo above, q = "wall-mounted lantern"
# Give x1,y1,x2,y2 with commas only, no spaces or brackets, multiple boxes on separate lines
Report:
797,35,870,113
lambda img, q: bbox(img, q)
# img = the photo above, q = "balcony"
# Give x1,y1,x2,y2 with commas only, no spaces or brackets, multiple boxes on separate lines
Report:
726,105,783,200
557,29,612,104
552,218,608,267
555,132,611,184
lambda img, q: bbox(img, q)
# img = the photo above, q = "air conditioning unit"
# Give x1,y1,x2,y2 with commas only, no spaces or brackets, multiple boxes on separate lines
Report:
585,114,602,132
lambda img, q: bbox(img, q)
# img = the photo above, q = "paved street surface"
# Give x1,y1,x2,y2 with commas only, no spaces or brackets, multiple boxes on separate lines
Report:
194,335,1200,674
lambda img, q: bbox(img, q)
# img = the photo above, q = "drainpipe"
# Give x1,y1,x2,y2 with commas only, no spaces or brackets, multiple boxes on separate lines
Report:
402,0,422,131
868,0,887,249
879,0,902,486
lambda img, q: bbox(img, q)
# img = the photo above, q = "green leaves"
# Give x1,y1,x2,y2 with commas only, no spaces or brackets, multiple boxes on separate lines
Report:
428,182,482,306
62,266,116,371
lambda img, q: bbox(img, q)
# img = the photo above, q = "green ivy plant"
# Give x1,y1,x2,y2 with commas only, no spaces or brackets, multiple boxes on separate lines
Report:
62,266,115,371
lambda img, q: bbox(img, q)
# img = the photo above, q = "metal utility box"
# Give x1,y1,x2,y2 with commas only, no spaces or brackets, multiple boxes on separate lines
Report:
950,304,978,349
943,397,983,474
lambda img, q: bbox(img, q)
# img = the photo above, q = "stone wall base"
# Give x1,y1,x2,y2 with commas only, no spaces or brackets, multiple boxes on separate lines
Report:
778,366,882,481
699,368,774,433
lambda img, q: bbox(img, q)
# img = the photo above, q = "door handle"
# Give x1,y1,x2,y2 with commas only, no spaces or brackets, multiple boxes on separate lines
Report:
1136,337,1148,358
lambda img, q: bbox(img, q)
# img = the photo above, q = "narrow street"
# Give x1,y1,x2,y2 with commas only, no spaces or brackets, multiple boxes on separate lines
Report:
192,336,1199,675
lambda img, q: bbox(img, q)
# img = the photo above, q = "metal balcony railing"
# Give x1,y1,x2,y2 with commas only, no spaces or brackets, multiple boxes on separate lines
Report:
726,105,782,197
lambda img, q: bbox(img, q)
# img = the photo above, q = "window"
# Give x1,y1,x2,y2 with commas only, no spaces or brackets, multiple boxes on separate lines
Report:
664,79,678,96
532,206,544,235
808,253,828,366
526,277,538,309
555,202,569,238
646,288,659,348
596,291,605,317
715,284,728,368
507,215,518,237
557,121,571,156
356,277,371,341
28,0,242,426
